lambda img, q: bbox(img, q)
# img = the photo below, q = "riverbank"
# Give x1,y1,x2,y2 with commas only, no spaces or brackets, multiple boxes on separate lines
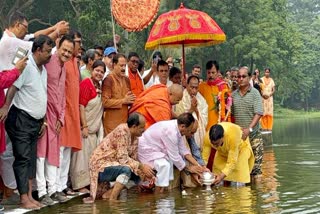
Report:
274,107,320,119
3,193,86,214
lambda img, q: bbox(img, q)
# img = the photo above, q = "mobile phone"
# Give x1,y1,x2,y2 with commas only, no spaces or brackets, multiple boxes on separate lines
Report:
12,47,28,65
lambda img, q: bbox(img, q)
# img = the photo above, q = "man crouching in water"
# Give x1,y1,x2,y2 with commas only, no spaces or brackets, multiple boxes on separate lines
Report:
83,113,155,203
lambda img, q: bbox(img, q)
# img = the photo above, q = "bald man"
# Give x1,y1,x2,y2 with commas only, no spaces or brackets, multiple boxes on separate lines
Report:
129,84,183,129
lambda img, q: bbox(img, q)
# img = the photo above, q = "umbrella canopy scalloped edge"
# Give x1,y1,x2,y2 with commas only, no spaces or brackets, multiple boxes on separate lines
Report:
145,33,226,50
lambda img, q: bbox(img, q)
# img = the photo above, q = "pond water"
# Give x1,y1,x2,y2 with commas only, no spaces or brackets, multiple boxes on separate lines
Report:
33,118,320,214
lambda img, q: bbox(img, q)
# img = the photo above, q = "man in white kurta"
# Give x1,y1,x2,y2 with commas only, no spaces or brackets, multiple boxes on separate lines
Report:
138,113,204,192
175,75,208,165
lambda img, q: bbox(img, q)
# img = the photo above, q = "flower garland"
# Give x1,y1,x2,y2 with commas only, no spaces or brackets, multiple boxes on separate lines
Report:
217,89,232,122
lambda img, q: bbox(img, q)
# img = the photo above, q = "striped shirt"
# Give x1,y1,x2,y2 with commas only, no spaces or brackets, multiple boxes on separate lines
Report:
232,86,263,135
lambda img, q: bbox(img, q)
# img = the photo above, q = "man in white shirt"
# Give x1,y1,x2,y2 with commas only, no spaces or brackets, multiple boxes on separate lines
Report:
5,35,54,209
138,113,206,193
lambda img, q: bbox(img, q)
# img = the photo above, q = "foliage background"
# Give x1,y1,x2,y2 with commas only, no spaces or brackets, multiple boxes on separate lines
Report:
1,0,319,110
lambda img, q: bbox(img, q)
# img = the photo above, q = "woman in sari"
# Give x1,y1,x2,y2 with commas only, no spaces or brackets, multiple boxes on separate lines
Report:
70,60,105,193
261,68,275,131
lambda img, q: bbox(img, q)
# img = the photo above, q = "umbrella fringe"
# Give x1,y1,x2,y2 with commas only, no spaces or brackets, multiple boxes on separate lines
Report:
145,33,226,50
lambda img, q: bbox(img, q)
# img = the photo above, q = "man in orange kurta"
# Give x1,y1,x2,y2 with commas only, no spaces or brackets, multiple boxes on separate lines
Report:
58,31,82,196
129,84,183,129
125,52,144,97
199,60,229,131
199,60,229,170
102,54,134,134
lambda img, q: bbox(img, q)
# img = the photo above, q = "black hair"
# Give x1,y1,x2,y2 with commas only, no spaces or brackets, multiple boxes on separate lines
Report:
206,60,219,71
112,53,126,64
92,60,106,72
31,35,54,53
209,124,224,142
127,112,142,128
8,11,27,27
94,45,104,51
58,35,75,48
264,67,271,72
177,113,195,128
169,67,181,79
83,49,97,64
187,75,200,84
104,41,115,49
128,52,139,60
157,60,168,71
68,30,82,39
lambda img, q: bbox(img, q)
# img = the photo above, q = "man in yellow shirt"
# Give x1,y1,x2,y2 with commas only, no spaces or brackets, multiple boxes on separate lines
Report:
202,122,254,186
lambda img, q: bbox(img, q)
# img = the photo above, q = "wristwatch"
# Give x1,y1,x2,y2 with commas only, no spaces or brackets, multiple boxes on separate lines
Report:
249,127,253,133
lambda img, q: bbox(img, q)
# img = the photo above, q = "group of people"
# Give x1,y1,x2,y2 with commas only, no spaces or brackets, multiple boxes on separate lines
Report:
0,11,276,211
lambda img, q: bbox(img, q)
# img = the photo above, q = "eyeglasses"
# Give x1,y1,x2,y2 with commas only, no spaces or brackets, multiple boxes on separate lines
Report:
130,59,139,64
19,22,28,29
237,75,248,79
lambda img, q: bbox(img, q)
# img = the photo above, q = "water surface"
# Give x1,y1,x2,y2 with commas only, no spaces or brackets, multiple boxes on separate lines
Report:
34,118,320,213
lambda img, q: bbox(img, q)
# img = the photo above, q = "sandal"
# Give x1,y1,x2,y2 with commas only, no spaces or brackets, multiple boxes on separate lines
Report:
62,188,78,196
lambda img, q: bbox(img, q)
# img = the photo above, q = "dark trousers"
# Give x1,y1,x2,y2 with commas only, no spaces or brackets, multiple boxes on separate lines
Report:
98,166,140,184
5,105,43,195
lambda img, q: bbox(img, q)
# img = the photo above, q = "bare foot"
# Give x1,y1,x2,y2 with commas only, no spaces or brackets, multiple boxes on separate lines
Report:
20,199,40,210
29,196,42,207
102,189,113,199
78,188,90,194
83,197,94,204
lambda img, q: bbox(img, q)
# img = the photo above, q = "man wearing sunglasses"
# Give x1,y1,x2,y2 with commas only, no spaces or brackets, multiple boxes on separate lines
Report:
231,66,263,183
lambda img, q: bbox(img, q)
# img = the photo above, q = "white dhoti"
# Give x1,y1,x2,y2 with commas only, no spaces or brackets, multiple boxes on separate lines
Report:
154,158,174,187
36,158,58,197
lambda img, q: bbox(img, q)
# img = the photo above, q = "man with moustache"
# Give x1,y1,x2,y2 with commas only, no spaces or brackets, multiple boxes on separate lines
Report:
102,53,135,134
125,52,144,97
58,31,83,197
36,35,75,205
199,61,230,170
175,75,208,166
230,66,239,92
199,60,229,131
232,67,263,182
4,35,54,209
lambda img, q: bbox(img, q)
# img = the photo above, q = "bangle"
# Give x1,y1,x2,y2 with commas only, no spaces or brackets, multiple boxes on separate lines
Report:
43,122,48,126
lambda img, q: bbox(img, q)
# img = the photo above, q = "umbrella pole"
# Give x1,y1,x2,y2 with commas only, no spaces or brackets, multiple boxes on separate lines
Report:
182,43,186,79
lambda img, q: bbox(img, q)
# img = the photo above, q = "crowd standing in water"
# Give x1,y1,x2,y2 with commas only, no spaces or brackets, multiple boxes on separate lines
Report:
0,11,275,211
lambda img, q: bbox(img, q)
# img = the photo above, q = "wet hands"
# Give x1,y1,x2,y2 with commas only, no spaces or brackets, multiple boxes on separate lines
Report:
213,173,226,185
140,163,156,179
123,91,136,104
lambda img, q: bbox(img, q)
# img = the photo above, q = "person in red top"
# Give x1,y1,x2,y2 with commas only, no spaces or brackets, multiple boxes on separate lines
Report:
70,60,105,193
0,57,27,154
125,52,144,97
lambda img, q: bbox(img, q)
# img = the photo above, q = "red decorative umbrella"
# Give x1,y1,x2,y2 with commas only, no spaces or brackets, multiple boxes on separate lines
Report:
145,3,226,74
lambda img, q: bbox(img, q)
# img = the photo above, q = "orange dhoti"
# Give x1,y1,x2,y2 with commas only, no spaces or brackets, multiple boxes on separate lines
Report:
261,115,273,130
129,84,172,129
